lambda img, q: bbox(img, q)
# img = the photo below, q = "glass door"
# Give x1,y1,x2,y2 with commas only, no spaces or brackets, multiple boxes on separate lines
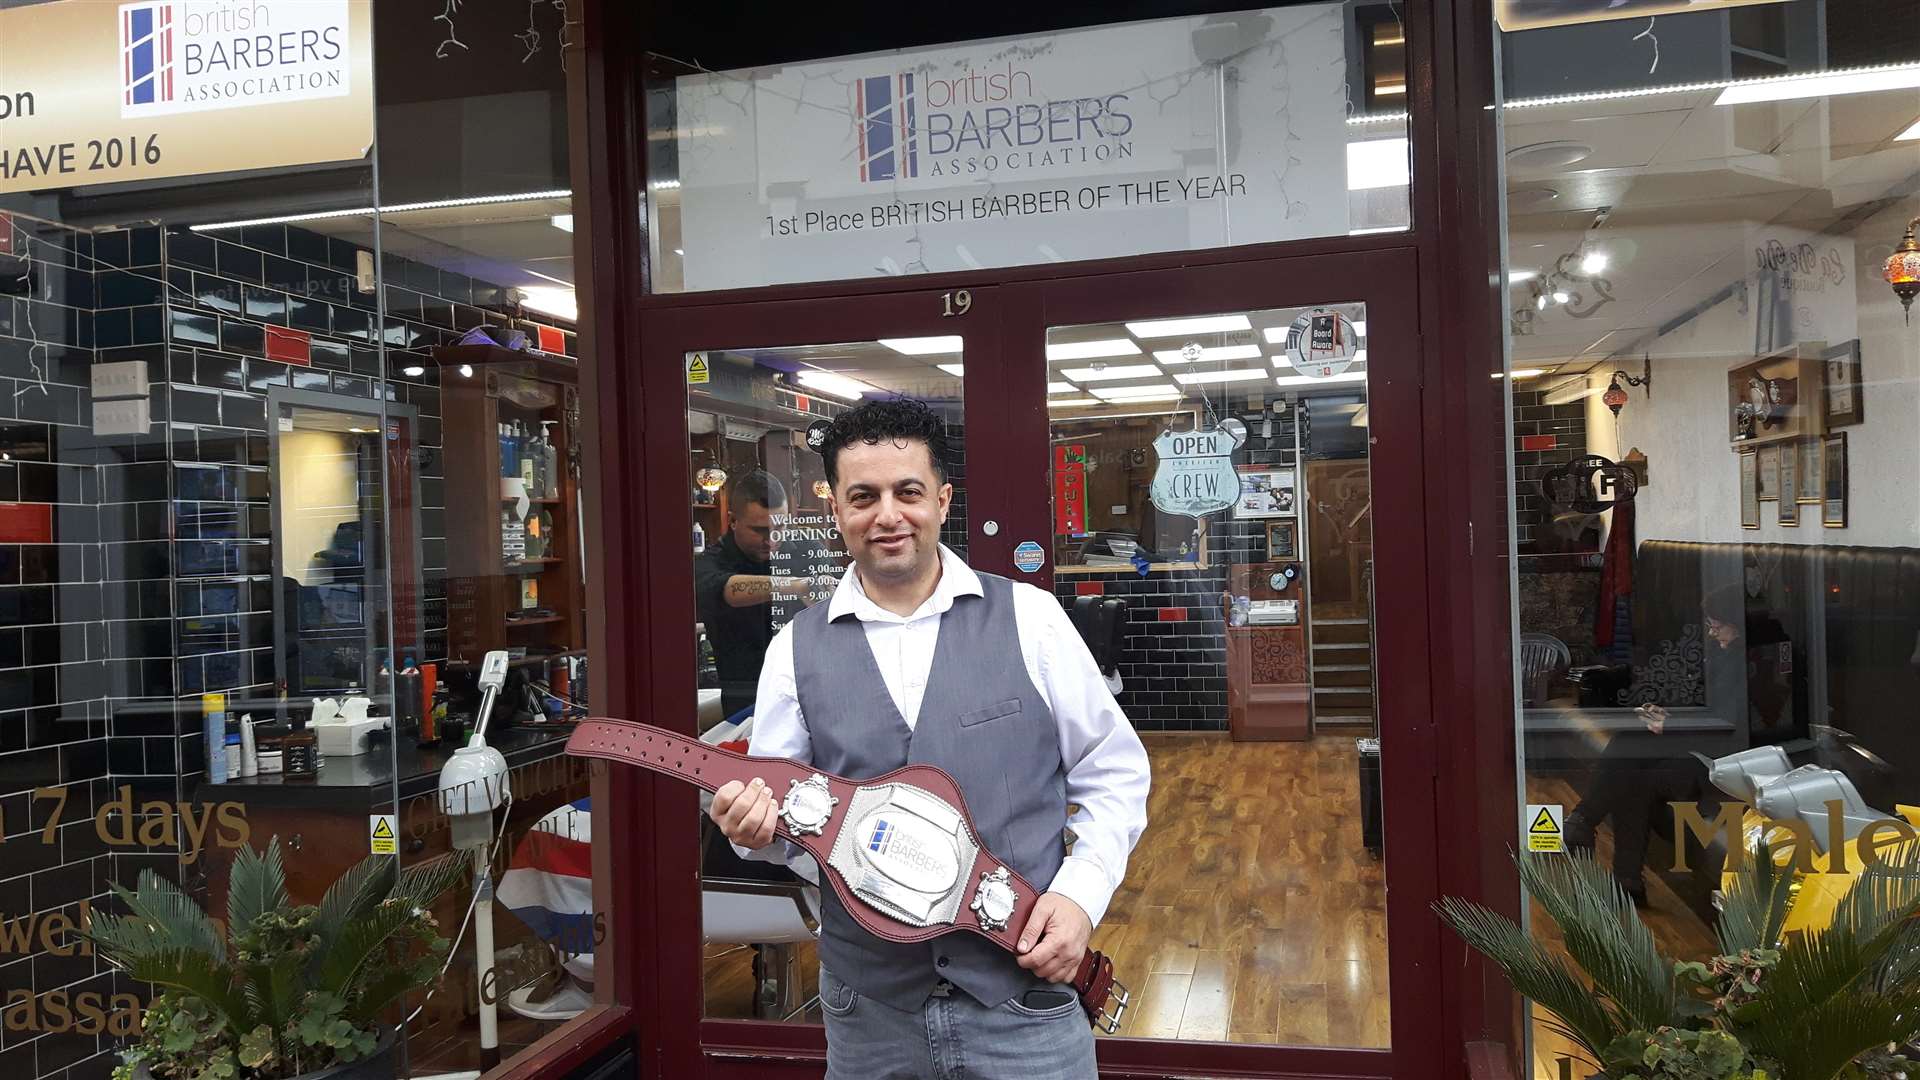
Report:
983,252,1439,1077
633,285,1008,1073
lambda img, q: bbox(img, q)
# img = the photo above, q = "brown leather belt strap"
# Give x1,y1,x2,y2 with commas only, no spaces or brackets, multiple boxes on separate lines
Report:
565,717,1130,1032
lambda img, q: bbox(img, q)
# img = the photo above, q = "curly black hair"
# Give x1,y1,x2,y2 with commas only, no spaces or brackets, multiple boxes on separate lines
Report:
819,397,950,489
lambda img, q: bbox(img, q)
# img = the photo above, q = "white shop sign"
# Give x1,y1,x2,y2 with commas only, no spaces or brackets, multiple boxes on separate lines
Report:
668,5,1362,292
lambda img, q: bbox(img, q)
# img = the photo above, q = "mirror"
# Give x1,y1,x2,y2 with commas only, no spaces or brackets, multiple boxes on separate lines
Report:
269,389,425,697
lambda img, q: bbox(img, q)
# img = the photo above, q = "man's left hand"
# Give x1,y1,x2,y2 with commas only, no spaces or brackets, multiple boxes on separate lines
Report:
1016,893,1092,984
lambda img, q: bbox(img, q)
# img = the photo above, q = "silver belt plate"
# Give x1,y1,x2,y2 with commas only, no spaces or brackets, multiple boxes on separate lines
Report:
826,782,982,928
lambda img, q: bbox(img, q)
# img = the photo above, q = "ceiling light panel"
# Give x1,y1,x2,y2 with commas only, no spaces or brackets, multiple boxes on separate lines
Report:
1048,381,1080,394
1152,344,1264,364
1123,315,1251,338
1045,339,1143,362
936,364,965,377
879,336,964,355
1060,364,1163,382
1173,369,1272,385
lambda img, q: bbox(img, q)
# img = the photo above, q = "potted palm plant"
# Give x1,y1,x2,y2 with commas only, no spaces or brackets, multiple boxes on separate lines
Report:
89,838,465,1080
1438,846,1920,1080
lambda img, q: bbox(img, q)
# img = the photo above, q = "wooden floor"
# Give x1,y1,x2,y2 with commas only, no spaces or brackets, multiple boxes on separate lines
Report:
1522,775,1717,1080
704,735,1391,1048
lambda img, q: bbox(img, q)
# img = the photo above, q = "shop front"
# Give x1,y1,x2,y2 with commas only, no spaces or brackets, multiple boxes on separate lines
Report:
3,1,1916,1080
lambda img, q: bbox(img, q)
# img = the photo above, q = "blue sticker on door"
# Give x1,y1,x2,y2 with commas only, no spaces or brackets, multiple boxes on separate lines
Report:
1013,541,1045,573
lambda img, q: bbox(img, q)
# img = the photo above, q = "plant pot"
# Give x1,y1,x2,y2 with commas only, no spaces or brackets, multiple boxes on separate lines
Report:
134,1029,399,1080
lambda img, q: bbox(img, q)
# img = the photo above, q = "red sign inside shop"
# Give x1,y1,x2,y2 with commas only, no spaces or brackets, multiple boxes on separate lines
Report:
1053,444,1087,536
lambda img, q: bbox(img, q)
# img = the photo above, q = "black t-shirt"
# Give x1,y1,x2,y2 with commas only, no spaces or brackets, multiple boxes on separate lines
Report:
694,533,773,721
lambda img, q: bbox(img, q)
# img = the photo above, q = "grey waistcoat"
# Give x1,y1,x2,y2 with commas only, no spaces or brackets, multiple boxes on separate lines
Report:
793,570,1065,1009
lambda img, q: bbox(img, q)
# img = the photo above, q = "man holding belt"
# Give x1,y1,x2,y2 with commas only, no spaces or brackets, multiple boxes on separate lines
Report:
709,398,1150,1079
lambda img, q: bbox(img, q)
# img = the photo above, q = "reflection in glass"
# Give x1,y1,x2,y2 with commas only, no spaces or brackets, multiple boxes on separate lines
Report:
1048,304,1387,1047
688,341,965,1020
1498,7,1920,1077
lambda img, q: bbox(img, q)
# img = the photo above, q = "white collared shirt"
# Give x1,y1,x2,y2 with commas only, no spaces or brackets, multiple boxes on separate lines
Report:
745,544,1150,927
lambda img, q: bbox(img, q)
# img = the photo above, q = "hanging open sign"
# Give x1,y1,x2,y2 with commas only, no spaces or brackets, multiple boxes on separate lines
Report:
1284,310,1364,378
1150,425,1246,518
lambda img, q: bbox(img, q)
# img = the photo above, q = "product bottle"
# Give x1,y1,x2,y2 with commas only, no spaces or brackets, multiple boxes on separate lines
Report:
203,693,228,782
693,520,706,553
416,662,440,748
223,733,242,780
539,422,560,497
239,715,258,778
396,652,421,738
283,717,319,779
499,422,515,478
520,422,537,487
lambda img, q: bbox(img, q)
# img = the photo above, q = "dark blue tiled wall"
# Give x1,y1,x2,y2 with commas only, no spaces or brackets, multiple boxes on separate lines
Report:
1052,399,1308,733
0,213,575,1080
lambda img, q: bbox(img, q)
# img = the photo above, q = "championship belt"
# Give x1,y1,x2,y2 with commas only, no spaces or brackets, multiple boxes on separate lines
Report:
564,718,1129,1032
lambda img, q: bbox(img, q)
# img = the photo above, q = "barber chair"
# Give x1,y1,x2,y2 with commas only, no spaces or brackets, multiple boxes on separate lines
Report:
697,713,822,1020
1518,633,1571,708
1071,595,1130,689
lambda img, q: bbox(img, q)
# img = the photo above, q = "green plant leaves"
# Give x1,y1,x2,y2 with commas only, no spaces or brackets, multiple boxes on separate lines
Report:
226,840,290,939
109,869,227,964
1440,847,1920,1080
1516,852,1677,1032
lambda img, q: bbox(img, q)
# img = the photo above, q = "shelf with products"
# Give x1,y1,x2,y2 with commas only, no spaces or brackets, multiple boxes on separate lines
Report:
435,345,587,668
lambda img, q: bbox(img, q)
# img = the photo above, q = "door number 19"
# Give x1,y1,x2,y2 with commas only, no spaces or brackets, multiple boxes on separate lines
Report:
941,289,973,317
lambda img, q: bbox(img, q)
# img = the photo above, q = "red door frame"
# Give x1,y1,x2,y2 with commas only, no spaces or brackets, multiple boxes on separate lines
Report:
504,0,1524,1077
980,252,1442,1079
618,252,1440,1080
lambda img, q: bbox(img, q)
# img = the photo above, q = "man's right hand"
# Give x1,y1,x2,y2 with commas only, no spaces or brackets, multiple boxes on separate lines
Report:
1637,703,1669,735
711,777,778,848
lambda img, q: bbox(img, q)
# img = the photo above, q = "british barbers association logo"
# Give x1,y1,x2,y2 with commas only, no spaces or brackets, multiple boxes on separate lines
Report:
853,61,1134,183
119,1,353,119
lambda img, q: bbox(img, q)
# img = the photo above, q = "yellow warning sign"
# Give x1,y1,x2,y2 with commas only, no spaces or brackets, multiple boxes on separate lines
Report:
686,353,711,385
1525,804,1564,853
369,814,398,856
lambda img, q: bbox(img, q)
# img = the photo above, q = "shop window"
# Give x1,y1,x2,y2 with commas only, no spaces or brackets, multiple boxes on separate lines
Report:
1495,4,1920,1078
0,4,607,1080
642,3,1412,293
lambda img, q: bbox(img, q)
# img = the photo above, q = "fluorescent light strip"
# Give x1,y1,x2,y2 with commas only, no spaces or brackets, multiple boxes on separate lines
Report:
1123,315,1251,338
796,371,880,401
1346,111,1409,125
1494,368,1550,379
879,336,964,355
1048,381,1080,394
191,189,574,232
1715,64,1920,105
936,364,965,377
1494,62,1920,111
1348,225,1408,235
1094,389,1183,402
1047,398,1105,408
550,214,574,233
1173,369,1272,385
1151,344,1263,365
1275,371,1367,388
1045,339,1142,362
1060,364,1162,382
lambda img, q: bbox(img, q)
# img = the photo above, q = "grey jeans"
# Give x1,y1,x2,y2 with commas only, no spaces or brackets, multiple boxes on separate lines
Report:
820,966,1097,1080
